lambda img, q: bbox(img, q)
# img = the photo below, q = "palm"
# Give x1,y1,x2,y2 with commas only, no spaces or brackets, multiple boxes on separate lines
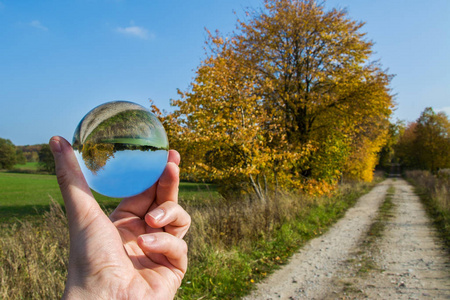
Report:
114,216,182,298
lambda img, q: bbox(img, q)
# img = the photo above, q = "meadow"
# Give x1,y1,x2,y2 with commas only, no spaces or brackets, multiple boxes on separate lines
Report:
0,172,218,222
10,162,39,172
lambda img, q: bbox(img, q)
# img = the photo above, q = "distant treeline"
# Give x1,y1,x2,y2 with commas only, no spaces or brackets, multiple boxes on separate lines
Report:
0,139,54,173
394,107,450,173
16,144,43,163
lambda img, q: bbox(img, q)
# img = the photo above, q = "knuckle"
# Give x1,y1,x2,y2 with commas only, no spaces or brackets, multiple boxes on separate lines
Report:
55,167,70,189
180,239,188,255
185,213,192,227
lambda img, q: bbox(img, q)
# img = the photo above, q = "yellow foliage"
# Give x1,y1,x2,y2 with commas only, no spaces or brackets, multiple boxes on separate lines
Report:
164,0,393,194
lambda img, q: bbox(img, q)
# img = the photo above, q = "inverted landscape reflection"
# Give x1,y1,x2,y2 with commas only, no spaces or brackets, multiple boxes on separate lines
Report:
74,150,168,198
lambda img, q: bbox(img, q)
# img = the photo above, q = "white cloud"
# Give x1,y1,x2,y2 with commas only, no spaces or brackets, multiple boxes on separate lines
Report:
30,20,48,31
116,25,152,40
437,107,450,117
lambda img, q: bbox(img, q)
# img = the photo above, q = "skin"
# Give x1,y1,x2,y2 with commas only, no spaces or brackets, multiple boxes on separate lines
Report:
49,136,191,300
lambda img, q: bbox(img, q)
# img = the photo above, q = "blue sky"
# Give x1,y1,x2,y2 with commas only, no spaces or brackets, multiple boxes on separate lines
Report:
1,0,449,146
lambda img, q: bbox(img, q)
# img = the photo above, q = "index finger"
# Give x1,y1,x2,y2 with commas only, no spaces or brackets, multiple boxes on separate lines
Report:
155,161,180,205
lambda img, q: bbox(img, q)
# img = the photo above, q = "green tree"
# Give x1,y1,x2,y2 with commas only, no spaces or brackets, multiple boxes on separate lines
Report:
0,138,17,170
15,148,27,165
38,144,55,173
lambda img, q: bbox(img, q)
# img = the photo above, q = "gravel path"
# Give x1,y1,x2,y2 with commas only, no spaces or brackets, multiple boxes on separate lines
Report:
244,178,450,299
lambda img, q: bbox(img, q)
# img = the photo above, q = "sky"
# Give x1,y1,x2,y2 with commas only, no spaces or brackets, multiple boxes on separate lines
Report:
0,0,449,146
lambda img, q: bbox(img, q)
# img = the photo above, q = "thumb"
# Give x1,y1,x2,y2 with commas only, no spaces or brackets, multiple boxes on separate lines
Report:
49,136,104,232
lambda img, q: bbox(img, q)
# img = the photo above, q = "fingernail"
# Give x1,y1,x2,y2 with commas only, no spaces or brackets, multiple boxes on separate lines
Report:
141,235,156,245
148,208,165,221
49,137,62,154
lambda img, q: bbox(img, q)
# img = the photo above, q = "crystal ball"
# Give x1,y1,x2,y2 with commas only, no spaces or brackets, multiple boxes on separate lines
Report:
72,101,169,198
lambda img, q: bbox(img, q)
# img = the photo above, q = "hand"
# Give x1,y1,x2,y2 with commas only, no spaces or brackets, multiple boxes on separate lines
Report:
49,136,190,300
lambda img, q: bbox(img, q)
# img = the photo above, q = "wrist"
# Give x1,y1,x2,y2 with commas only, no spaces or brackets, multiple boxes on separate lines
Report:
62,286,92,300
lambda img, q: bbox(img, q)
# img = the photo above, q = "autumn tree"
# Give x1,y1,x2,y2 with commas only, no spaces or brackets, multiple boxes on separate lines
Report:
170,44,305,199
377,120,404,170
415,108,450,172
169,0,393,196
395,108,450,173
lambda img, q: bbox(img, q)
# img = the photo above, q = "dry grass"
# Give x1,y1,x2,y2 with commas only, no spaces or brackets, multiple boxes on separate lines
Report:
406,170,450,212
0,197,69,299
406,170,450,248
186,190,307,256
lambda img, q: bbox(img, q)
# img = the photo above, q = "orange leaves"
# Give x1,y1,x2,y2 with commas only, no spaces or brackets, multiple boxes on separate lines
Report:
303,179,336,196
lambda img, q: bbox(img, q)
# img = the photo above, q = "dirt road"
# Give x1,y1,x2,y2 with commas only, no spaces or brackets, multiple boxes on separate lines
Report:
244,179,450,299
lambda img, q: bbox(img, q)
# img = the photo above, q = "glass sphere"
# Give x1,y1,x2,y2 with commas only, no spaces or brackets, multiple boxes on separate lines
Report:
72,101,169,198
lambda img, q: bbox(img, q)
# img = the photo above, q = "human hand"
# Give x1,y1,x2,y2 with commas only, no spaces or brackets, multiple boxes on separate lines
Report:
49,136,190,300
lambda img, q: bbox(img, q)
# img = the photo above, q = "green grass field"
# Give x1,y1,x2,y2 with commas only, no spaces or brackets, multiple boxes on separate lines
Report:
0,172,219,223
12,162,39,172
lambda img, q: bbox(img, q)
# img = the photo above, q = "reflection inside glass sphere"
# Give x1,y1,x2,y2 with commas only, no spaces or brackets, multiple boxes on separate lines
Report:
72,101,169,198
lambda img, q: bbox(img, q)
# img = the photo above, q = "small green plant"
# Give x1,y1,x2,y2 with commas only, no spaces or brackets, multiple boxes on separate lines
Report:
357,185,394,274
365,186,395,241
